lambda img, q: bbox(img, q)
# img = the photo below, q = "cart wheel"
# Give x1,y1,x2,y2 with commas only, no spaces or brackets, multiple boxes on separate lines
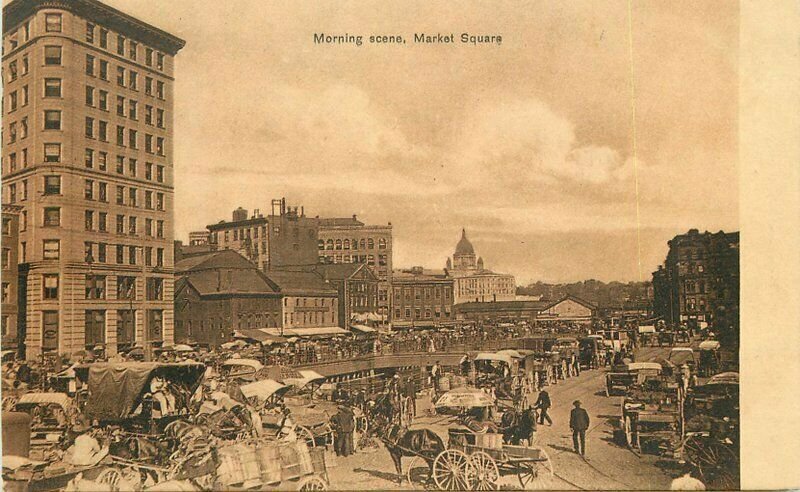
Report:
321,422,335,446
297,475,328,490
96,467,124,490
297,425,316,448
406,455,431,487
623,416,633,448
433,449,472,490
468,451,499,490
518,448,554,489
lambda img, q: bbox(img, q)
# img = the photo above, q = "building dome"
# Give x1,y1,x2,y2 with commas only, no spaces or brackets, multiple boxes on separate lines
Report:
455,229,475,256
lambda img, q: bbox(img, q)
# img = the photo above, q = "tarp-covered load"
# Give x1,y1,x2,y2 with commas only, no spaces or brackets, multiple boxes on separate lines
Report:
240,379,290,402
77,362,205,421
435,387,495,409
474,352,513,365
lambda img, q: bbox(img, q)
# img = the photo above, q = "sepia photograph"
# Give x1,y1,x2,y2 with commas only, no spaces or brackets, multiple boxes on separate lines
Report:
0,0,753,490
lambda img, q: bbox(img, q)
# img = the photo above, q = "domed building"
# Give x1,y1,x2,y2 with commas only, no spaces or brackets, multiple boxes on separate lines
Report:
445,229,516,305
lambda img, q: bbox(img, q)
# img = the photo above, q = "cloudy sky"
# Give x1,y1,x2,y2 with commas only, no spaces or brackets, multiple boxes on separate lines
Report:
104,0,738,284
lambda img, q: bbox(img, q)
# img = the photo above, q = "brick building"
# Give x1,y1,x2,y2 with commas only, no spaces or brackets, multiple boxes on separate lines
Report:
652,229,740,328
311,263,379,329
207,199,319,272
454,299,547,324
317,216,392,319
2,205,23,353
391,267,454,328
174,249,281,348
261,270,341,337
2,0,185,359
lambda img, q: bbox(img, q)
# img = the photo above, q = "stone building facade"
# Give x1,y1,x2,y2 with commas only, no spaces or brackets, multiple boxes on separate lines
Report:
652,229,740,328
445,229,516,305
2,0,184,359
2,205,23,352
317,216,392,319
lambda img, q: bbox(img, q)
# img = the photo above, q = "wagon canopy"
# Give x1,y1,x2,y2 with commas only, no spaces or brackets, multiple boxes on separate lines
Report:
707,372,739,385
626,362,662,373
283,370,325,389
699,340,721,351
239,379,290,402
435,387,495,409
15,392,72,409
496,349,524,359
474,353,513,365
638,325,656,334
78,362,205,421
222,358,264,371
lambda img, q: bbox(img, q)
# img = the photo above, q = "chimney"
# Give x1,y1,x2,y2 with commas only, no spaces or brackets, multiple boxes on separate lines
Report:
352,214,357,220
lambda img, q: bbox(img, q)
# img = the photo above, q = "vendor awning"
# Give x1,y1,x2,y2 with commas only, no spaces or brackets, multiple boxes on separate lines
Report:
351,324,376,334
240,379,290,402
261,326,349,338
284,369,326,389
234,329,288,345
222,358,264,371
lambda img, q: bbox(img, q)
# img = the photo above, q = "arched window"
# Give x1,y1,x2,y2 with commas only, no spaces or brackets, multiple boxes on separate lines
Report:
360,239,366,249
318,239,325,250
378,238,387,249
368,254,375,265
343,239,350,249
368,238,374,249
326,239,334,250
343,255,350,263
335,239,342,250
352,239,359,250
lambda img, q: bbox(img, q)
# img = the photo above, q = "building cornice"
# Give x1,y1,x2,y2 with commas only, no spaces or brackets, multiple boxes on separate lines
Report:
3,0,186,55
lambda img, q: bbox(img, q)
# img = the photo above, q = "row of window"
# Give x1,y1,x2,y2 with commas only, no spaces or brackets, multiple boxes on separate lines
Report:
319,238,388,250
5,19,31,53
6,116,29,143
394,307,452,320
34,238,164,268
5,177,166,212
84,210,165,239
85,54,166,99
41,273,163,301
84,150,166,182
85,19,167,73
83,118,166,155
317,254,388,266
394,286,452,301
86,86,166,128
4,148,29,173
38,309,163,352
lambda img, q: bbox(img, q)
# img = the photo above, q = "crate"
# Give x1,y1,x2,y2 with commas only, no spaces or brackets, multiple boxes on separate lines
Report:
474,433,503,449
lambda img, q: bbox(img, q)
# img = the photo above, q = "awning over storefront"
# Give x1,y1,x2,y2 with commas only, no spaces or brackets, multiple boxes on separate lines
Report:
233,329,288,345
260,326,349,338
351,324,377,334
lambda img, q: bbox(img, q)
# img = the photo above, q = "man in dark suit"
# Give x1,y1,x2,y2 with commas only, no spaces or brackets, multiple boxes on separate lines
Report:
569,400,590,456
534,390,553,425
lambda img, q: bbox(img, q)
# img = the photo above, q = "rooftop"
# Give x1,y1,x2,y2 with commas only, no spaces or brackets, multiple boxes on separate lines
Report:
455,228,475,256
3,0,186,54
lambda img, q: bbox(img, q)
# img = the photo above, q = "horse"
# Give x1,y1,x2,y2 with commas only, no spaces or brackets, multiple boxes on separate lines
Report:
369,391,445,484
382,422,446,485
500,407,537,445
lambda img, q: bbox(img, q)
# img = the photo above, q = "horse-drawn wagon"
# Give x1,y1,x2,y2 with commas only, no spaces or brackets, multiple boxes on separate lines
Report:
605,362,662,396
620,376,684,457
697,341,721,377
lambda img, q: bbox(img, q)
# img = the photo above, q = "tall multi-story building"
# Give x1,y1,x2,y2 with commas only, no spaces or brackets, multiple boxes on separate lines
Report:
2,0,185,359
2,205,23,354
652,229,740,328
445,229,516,305
207,199,319,272
317,216,392,319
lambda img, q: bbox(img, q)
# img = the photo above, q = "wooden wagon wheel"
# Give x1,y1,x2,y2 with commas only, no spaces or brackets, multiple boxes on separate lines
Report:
683,436,738,488
319,422,335,446
623,416,636,449
297,475,328,490
96,467,124,491
517,449,554,489
468,451,499,490
297,425,316,448
406,455,432,487
432,449,473,490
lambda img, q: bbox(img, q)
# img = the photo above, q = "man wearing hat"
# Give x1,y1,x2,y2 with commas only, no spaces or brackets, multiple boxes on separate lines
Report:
569,400,590,456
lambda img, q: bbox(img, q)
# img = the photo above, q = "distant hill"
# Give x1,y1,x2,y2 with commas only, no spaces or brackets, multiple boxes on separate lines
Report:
516,280,651,310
